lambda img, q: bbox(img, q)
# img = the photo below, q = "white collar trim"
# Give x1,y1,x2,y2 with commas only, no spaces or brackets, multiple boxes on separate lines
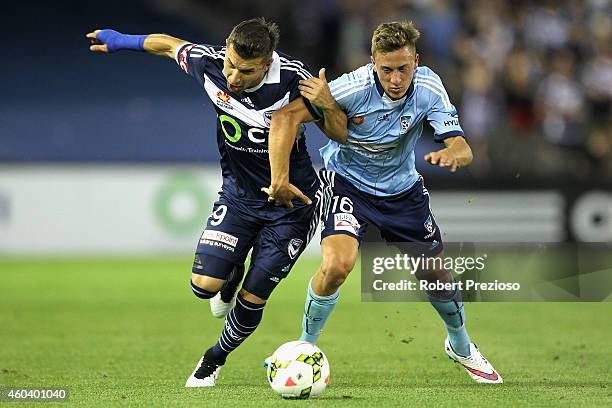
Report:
245,51,281,93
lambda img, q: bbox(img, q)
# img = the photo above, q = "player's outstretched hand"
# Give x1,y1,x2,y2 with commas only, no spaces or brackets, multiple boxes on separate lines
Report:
425,149,460,172
87,29,147,53
86,30,110,53
299,68,336,111
261,183,312,208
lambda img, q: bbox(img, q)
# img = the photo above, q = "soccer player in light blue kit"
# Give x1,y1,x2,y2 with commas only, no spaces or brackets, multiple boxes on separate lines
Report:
265,21,502,383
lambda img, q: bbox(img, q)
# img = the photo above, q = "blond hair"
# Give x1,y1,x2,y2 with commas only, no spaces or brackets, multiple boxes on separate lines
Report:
371,21,420,56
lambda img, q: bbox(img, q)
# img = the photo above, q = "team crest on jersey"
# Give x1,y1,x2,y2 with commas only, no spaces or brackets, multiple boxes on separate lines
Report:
287,238,304,260
216,91,233,110
351,115,365,126
424,215,437,239
263,110,275,127
400,115,413,134
424,215,434,233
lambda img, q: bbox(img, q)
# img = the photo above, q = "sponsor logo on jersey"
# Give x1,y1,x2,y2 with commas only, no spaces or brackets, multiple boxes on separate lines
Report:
281,264,292,273
200,230,239,252
443,110,459,127
400,115,412,134
240,96,254,108
351,115,365,126
216,91,233,110
443,119,460,127
224,143,268,154
178,44,195,73
287,238,304,259
203,73,290,128
377,113,390,122
269,276,280,283
334,213,360,235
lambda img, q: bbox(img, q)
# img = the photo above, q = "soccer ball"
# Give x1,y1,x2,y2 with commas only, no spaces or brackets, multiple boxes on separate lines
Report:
266,341,330,399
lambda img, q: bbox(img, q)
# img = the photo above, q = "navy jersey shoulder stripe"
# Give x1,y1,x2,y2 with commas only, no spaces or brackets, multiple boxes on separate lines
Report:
190,45,225,60
279,55,313,80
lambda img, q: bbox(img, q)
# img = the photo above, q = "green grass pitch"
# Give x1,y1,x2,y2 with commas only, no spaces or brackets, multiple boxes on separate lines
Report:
1,257,610,407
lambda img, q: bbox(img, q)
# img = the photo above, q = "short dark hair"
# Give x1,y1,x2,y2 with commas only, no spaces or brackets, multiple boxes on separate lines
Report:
371,21,420,56
226,17,280,60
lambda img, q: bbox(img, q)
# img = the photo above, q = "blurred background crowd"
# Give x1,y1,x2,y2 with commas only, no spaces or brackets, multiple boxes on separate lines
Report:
151,0,611,181
2,0,611,184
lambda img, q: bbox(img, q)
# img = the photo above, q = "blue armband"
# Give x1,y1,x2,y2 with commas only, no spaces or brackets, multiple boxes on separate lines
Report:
96,29,147,53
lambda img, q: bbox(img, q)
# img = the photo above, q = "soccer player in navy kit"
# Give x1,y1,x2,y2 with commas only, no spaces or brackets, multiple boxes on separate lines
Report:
266,21,502,383
87,18,347,387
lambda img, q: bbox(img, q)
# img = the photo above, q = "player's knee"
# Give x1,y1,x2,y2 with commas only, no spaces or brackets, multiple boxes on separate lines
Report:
320,254,354,288
190,273,225,299
414,252,449,283
190,254,237,299
239,288,267,305
416,265,452,287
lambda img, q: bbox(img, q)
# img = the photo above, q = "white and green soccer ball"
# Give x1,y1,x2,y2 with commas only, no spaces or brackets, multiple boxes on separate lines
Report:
266,340,330,399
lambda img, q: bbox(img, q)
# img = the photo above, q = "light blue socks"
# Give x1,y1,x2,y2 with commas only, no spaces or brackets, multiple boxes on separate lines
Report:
299,279,339,344
299,277,470,357
430,297,471,357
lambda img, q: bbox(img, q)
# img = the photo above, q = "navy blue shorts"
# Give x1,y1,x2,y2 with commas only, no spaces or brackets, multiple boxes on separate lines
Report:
192,189,321,299
320,171,443,255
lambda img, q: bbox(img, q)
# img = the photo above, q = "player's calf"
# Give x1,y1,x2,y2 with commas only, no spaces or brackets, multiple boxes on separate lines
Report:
299,236,358,344
417,263,472,357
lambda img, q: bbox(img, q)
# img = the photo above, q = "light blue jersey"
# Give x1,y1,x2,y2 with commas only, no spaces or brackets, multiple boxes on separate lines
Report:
317,65,464,196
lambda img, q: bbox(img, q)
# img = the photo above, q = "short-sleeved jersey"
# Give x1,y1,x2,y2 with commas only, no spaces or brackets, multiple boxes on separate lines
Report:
176,43,318,204
312,65,464,197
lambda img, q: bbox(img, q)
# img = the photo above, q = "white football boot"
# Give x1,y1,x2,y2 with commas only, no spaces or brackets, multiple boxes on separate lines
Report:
209,292,237,319
185,351,223,387
444,338,503,384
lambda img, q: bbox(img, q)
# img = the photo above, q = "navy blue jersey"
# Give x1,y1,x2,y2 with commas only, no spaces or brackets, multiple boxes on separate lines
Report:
176,43,318,205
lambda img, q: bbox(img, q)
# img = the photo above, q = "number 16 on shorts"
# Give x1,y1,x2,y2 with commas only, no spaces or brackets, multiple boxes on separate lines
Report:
330,195,362,237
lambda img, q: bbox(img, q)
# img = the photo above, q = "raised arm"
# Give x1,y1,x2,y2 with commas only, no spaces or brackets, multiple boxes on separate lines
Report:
86,29,187,59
